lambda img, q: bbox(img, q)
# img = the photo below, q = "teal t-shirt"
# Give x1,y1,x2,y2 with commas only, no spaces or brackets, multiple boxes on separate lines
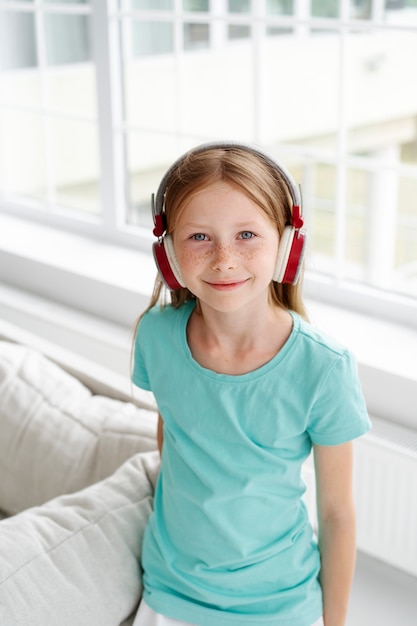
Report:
133,301,371,626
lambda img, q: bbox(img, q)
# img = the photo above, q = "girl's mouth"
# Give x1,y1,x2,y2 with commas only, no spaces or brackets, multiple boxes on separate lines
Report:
206,279,249,291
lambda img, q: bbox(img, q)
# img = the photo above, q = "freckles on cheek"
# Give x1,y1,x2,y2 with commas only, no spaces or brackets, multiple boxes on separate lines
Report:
237,248,257,261
237,241,273,261
180,248,211,268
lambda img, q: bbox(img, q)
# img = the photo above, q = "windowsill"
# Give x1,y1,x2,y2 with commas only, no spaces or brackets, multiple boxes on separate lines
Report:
0,213,416,431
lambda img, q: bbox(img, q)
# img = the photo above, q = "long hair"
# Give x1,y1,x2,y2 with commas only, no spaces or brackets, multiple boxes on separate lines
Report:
140,145,308,320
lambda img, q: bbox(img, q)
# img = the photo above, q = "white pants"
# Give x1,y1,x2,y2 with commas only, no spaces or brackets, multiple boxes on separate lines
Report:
133,599,324,626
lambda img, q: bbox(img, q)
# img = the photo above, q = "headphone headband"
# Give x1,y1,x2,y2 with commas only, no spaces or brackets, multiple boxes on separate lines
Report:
152,141,302,235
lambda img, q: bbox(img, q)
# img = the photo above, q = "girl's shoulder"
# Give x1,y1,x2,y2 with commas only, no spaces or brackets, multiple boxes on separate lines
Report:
291,311,352,361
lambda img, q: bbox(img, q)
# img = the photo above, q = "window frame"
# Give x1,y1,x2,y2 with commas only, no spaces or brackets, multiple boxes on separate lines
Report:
0,0,416,330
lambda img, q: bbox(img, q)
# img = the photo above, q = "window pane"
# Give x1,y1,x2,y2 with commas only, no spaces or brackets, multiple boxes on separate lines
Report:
131,0,173,9
46,1,89,4
126,133,183,228
183,0,209,10
346,29,417,167
267,0,294,15
345,168,369,272
261,34,340,152
228,24,251,39
125,31,255,137
396,176,417,297
0,11,37,70
401,140,417,166
308,163,337,265
184,23,210,50
0,110,46,202
266,26,293,36
228,0,251,12
385,0,417,25
132,21,174,56
124,54,177,130
311,0,339,18
50,118,100,214
343,160,417,292
350,0,372,19
44,14,91,66
179,42,254,137
0,12,41,109
46,65,97,117
0,111,99,214
0,67,42,109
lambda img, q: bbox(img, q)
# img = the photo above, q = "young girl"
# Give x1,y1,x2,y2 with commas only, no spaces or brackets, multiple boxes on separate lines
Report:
132,142,371,626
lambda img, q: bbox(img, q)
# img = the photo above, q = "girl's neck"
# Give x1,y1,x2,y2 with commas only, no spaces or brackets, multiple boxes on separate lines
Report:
187,299,293,375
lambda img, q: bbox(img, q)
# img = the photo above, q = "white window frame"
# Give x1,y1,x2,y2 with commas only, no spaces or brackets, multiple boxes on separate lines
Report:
0,0,416,331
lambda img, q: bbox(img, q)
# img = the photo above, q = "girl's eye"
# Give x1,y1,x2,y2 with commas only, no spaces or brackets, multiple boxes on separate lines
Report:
192,233,208,241
240,231,255,239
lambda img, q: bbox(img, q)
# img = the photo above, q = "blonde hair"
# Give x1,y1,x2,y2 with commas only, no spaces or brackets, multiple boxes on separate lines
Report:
141,145,308,320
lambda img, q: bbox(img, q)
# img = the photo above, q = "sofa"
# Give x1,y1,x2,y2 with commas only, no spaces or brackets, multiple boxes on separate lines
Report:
0,325,160,625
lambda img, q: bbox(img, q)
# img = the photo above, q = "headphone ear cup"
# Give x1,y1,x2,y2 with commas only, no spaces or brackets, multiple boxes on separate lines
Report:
273,226,307,285
153,234,185,290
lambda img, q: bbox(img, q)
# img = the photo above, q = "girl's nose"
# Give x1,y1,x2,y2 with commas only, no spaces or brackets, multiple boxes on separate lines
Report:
211,243,237,271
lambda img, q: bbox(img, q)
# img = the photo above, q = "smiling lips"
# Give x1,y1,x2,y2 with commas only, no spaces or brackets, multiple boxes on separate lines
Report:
205,279,250,291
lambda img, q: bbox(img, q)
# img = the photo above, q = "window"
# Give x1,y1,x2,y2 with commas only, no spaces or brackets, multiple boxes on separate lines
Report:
0,0,416,315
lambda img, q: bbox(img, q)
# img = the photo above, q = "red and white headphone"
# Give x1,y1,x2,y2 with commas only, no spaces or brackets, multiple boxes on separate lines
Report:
152,141,307,290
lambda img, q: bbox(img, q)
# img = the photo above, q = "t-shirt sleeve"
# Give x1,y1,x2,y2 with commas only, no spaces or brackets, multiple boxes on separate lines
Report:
132,316,152,391
307,349,371,446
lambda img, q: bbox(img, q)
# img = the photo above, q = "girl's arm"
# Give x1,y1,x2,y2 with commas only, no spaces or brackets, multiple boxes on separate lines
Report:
157,413,164,455
313,441,356,626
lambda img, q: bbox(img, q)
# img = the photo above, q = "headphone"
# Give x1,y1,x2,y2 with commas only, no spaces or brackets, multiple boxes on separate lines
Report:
152,141,307,290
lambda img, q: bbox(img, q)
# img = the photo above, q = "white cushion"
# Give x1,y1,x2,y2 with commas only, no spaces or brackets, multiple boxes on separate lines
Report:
0,341,158,515
0,451,159,626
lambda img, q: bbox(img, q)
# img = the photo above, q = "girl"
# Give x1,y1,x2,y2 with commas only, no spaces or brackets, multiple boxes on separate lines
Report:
132,142,371,626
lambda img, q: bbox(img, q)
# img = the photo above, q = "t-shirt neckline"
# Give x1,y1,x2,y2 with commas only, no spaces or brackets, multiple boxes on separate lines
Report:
179,300,299,382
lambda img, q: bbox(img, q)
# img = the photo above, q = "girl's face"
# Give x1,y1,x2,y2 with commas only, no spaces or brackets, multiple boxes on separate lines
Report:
172,181,280,314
